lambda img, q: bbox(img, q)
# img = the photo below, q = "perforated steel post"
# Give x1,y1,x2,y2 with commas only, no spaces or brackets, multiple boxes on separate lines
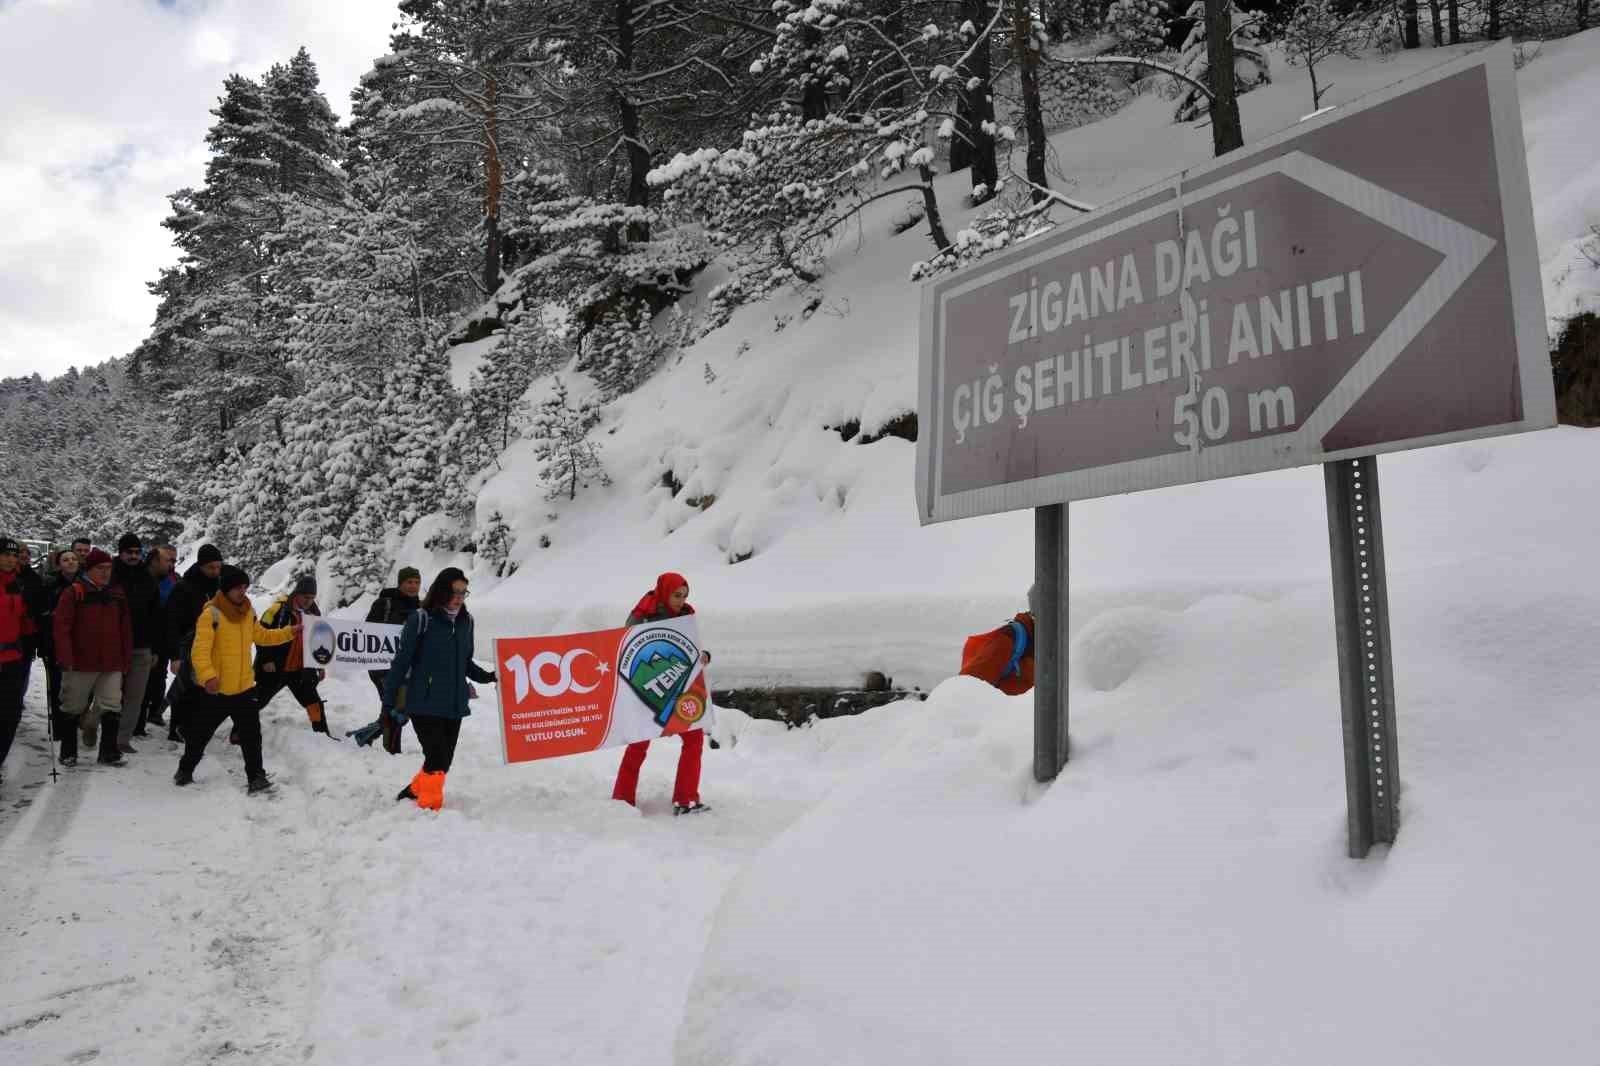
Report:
1034,504,1069,782
1324,457,1400,857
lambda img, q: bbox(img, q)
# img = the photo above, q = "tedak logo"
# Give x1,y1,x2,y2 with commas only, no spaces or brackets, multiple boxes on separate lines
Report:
504,648,609,704
617,628,700,726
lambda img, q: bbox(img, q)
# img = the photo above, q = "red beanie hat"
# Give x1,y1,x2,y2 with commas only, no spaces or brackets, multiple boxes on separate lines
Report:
84,548,113,570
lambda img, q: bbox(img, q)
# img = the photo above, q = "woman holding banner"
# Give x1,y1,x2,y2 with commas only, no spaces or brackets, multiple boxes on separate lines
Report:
384,567,497,811
612,572,711,815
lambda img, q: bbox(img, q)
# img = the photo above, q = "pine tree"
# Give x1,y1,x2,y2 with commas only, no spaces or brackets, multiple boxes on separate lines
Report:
531,379,608,502
1283,0,1366,111
1106,0,1171,54
1172,0,1269,123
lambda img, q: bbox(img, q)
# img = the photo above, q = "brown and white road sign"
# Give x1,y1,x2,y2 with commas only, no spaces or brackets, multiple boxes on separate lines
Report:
916,42,1552,524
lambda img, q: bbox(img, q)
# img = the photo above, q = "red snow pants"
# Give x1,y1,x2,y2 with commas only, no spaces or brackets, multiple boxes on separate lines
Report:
612,729,703,806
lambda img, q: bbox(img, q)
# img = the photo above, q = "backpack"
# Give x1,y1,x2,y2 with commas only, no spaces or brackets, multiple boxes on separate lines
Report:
175,605,223,691
391,610,429,712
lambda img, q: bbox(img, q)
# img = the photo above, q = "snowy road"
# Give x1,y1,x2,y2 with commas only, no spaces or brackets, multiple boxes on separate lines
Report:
0,673,863,1065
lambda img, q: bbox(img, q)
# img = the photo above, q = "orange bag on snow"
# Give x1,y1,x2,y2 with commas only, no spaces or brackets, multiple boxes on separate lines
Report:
959,616,1034,696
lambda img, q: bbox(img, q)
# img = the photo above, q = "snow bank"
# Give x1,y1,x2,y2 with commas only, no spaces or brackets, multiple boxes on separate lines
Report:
677,449,1600,1062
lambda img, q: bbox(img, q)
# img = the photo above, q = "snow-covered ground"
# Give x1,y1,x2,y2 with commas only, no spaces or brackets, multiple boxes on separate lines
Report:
4,33,1600,1066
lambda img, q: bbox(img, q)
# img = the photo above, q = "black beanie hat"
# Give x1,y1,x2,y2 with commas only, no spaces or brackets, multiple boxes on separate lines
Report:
292,575,317,597
197,544,223,565
118,532,142,552
218,565,249,594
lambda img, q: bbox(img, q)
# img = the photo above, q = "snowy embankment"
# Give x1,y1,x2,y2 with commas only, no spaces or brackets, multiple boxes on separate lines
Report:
3,33,1600,1066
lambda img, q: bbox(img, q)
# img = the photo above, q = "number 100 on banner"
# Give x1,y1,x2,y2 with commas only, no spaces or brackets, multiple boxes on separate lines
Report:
494,614,714,765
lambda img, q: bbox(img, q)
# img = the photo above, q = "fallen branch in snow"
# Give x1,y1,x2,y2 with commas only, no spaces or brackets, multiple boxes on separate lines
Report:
1043,53,1216,102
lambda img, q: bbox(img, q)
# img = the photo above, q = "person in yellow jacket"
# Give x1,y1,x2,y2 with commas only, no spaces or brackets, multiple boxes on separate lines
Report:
173,565,299,794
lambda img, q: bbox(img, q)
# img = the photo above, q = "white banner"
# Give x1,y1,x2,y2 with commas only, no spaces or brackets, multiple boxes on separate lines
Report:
303,616,406,672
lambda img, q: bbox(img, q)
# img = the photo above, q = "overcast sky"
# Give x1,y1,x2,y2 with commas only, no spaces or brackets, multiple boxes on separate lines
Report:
0,0,401,380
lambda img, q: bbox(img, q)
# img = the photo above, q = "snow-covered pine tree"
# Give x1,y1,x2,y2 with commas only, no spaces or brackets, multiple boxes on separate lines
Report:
1171,0,1270,123
377,341,455,534
475,509,515,577
700,2,975,266
114,479,186,547
142,53,350,519
531,379,608,502
1106,0,1171,54
263,49,345,202
1283,0,1367,110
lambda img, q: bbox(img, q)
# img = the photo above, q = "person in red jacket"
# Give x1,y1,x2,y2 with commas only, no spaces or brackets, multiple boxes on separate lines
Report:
0,538,38,787
53,548,133,767
958,584,1037,696
611,572,712,815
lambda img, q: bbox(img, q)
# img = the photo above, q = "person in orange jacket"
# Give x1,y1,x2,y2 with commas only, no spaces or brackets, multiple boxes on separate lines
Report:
611,572,712,815
959,585,1036,696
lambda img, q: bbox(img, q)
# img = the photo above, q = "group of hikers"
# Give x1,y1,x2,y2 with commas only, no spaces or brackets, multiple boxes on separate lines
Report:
3,530,1036,814
0,539,737,816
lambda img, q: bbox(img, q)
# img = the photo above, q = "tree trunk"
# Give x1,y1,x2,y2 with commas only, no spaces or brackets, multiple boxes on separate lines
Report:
802,24,828,120
958,1,999,201
483,75,503,295
1448,0,1460,40
918,166,952,252
616,0,651,243
1579,0,1590,29
1013,0,1049,204
1429,0,1444,43
1488,0,1501,36
1404,0,1422,46
1309,61,1323,110
1203,0,1244,156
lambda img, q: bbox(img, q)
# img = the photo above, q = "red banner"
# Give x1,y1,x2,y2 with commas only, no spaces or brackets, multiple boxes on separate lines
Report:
495,614,712,764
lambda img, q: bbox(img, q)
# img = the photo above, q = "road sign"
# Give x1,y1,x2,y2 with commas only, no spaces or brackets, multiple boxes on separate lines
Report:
916,42,1551,524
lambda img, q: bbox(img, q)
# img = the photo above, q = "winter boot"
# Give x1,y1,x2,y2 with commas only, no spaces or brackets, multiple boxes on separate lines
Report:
247,772,273,795
673,801,711,817
97,716,126,766
173,767,194,787
56,713,78,765
412,770,446,811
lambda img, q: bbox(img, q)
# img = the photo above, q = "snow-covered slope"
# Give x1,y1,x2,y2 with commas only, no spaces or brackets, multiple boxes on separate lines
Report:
440,34,1600,694
4,34,1599,1066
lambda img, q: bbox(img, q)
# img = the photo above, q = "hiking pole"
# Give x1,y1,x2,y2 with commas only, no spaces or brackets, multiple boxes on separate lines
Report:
43,699,59,783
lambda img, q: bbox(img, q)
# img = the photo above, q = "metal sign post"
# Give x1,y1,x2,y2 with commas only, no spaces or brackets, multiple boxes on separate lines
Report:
1034,504,1069,782
1325,457,1399,856
913,44,1552,855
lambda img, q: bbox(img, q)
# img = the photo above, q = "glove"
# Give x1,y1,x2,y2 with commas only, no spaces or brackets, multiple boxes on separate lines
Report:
347,719,384,747
380,706,405,755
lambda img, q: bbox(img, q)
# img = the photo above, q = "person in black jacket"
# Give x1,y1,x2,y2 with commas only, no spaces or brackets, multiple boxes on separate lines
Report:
38,549,81,725
14,544,46,702
357,566,422,753
255,576,332,735
109,533,160,755
162,544,224,742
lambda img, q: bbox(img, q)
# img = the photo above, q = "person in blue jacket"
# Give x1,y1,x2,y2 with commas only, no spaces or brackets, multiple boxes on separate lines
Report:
382,567,496,810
